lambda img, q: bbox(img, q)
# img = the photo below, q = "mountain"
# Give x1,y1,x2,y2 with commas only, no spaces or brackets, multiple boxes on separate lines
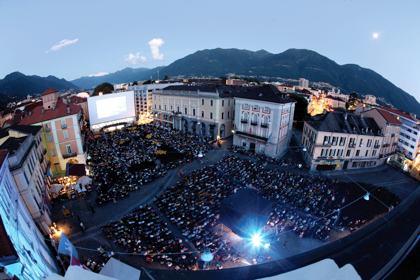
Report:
159,48,420,114
0,72,77,98
71,67,163,89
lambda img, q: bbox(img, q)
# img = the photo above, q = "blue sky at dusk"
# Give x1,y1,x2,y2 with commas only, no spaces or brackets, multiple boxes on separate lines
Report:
0,0,419,100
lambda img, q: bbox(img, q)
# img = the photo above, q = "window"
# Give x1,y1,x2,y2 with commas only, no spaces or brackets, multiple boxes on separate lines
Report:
159,105,161,110
339,137,346,146
210,112,213,119
65,144,72,154
367,139,372,147
61,119,67,129
201,111,204,118
359,139,363,147
332,137,338,145
221,112,224,120
323,136,330,145
356,150,360,156
202,99,204,105
177,106,179,113
365,150,368,157
346,150,351,157
228,112,230,119
164,105,167,110
372,150,377,156
222,100,224,106
193,109,196,116
185,108,187,114
63,130,69,140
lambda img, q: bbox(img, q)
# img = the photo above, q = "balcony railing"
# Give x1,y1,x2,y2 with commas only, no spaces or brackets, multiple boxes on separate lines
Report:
240,119,248,124
261,123,269,128
62,152,77,159
374,144,380,148
250,121,258,126
348,143,356,148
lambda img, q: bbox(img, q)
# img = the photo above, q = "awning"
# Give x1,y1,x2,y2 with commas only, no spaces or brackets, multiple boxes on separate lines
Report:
258,259,360,280
100,258,141,280
66,164,86,177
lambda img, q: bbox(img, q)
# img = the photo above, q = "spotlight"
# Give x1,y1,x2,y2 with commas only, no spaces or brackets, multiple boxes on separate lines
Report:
200,251,214,262
251,233,262,248
363,192,370,201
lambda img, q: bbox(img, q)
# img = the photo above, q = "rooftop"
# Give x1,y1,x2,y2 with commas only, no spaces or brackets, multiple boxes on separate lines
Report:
382,107,418,123
373,108,401,126
19,97,81,125
161,84,294,103
307,112,382,136
41,88,58,96
0,137,27,155
8,124,42,135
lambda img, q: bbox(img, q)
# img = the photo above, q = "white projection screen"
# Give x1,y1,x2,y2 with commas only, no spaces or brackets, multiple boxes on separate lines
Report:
88,91,135,126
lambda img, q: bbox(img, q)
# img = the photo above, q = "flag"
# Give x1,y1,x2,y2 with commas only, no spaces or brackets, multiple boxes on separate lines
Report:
58,233,79,264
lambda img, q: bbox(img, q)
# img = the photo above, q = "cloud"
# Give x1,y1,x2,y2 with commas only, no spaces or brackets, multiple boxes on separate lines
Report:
88,72,109,77
148,38,164,60
125,52,147,65
47,38,79,52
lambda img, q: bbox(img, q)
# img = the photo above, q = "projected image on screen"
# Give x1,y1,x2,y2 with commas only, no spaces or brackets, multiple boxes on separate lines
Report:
96,96,127,119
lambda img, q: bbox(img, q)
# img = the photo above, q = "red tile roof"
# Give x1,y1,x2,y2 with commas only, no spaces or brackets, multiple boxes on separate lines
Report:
376,108,401,125
19,98,81,125
382,107,417,122
42,88,58,96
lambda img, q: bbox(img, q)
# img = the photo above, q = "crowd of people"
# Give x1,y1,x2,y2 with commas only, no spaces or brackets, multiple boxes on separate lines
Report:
102,152,400,270
87,124,211,204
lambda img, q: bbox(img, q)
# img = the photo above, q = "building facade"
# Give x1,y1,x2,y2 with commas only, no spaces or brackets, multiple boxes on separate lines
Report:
233,85,295,158
128,82,182,124
302,112,384,171
0,150,58,279
152,85,234,139
19,89,85,176
361,108,400,161
0,125,52,234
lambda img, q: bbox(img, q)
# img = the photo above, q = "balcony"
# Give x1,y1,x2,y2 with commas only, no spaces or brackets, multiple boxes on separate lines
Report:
42,148,47,155
62,152,77,159
240,119,248,124
261,123,269,128
382,144,390,148
374,144,380,149
348,143,356,148
250,121,258,126
235,130,268,141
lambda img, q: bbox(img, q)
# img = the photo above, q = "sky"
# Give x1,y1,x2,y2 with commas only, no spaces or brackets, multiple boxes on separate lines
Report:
0,0,419,101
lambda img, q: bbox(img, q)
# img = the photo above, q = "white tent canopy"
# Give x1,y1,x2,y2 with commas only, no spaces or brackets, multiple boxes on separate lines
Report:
77,176,92,187
258,259,360,280
100,258,141,280
46,266,117,280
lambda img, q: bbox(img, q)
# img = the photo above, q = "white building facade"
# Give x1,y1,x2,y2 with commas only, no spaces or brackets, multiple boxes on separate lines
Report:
128,82,182,124
0,151,58,280
0,126,52,234
152,85,234,139
233,85,295,158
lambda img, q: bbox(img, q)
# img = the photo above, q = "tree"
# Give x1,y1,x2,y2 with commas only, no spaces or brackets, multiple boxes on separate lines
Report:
93,82,114,96
288,93,309,129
